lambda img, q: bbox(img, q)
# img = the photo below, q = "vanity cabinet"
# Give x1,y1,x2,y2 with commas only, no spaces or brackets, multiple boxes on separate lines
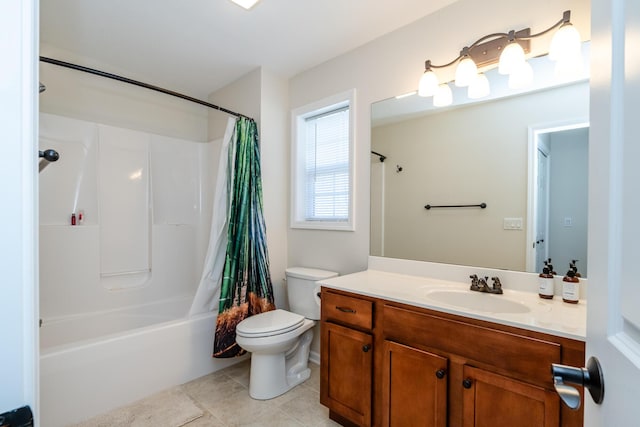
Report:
461,365,559,427
320,291,375,427
320,288,585,427
382,340,447,427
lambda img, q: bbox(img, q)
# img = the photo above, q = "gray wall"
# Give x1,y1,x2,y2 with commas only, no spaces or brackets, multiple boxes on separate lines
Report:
548,127,589,276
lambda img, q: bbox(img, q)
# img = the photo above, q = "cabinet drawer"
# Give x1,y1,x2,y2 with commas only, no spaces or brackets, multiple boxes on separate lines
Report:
383,304,561,388
322,290,373,330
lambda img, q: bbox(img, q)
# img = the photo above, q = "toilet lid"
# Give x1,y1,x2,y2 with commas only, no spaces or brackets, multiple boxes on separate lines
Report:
236,309,305,338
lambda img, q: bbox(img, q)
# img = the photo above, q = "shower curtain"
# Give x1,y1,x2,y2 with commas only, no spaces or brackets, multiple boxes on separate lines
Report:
213,117,275,358
188,118,235,317
189,117,275,358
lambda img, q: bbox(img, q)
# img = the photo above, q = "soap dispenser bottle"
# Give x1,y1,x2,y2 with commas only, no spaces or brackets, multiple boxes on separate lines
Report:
538,265,555,299
562,260,580,304
572,259,582,278
545,258,557,276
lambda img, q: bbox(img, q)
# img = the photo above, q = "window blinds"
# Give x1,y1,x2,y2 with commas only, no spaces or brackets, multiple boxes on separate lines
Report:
304,107,350,221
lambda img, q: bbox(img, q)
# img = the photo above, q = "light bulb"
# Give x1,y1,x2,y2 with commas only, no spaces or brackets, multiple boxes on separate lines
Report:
508,61,534,89
433,84,453,107
549,23,581,61
454,57,478,87
418,69,439,97
499,41,526,75
468,73,490,99
230,0,260,9
555,55,584,81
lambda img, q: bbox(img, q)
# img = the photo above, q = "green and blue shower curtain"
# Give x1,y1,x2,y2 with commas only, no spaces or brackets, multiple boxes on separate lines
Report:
213,117,275,358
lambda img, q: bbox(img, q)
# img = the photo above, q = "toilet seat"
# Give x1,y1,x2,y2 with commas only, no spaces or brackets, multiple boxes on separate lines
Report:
236,309,305,338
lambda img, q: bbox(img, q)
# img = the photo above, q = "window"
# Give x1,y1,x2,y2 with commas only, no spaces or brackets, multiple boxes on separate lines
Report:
291,90,355,230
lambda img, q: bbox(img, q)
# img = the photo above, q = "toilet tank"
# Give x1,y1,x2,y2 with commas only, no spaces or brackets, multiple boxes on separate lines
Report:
285,267,338,320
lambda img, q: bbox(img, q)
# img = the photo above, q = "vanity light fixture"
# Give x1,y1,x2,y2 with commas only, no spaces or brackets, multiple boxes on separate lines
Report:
417,10,582,107
230,0,260,10
508,61,534,89
418,62,439,96
468,72,490,99
454,48,478,87
498,34,526,75
433,83,453,107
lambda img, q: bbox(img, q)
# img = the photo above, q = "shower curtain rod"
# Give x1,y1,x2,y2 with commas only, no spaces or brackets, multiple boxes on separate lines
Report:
371,151,386,162
39,56,253,121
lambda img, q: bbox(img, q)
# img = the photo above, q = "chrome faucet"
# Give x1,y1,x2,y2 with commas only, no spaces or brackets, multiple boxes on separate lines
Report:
469,275,503,294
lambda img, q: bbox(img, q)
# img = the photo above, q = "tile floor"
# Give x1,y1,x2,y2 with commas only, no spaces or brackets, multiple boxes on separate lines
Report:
72,360,341,427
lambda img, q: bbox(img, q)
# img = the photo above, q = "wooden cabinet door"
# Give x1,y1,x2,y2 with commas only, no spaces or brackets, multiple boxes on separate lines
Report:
461,365,559,427
320,322,373,426
382,341,448,427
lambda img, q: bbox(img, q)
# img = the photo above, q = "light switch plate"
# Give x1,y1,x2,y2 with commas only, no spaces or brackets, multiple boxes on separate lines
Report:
503,217,523,230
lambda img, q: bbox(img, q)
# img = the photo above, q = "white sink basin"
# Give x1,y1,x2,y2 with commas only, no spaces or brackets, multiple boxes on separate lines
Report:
425,289,531,314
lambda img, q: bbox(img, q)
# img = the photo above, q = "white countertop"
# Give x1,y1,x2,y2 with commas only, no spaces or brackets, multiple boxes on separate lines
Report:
319,269,586,341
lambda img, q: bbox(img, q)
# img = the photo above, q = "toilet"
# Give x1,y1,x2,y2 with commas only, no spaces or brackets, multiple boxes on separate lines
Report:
235,267,338,400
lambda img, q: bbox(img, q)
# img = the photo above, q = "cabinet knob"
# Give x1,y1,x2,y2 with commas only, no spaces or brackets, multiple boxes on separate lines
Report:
435,369,446,379
362,344,371,353
462,378,473,389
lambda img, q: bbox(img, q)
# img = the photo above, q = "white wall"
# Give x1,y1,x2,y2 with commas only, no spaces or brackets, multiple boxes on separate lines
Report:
40,44,209,142
371,83,589,271
209,68,290,310
288,0,591,275
259,70,290,309
0,0,38,417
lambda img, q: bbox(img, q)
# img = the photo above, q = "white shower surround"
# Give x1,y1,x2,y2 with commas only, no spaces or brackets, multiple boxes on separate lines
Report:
38,113,238,426
39,113,212,317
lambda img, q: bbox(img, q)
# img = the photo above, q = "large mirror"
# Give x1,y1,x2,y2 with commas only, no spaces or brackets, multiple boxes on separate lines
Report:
370,46,590,277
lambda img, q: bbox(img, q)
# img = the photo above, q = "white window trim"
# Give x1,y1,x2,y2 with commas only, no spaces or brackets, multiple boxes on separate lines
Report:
290,89,356,231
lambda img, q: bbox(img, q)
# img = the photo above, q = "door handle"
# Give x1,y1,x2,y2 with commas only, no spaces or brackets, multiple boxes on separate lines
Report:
551,356,604,410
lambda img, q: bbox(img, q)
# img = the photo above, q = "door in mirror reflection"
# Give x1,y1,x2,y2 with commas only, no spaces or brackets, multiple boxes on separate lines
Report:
529,124,589,277
535,147,549,272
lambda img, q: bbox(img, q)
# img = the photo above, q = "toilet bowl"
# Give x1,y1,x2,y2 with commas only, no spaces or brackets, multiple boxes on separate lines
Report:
235,267,338,400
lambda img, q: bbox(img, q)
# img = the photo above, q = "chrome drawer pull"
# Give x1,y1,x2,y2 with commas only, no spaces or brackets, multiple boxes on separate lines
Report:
336,306,356,314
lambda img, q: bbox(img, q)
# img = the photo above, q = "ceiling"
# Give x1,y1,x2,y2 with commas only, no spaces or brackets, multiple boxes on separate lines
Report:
40,0,458,99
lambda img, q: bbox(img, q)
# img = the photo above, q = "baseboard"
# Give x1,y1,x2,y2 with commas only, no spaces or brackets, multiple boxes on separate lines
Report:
309,350,320,365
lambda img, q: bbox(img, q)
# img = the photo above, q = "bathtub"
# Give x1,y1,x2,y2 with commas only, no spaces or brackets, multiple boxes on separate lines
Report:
40,295,244,427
